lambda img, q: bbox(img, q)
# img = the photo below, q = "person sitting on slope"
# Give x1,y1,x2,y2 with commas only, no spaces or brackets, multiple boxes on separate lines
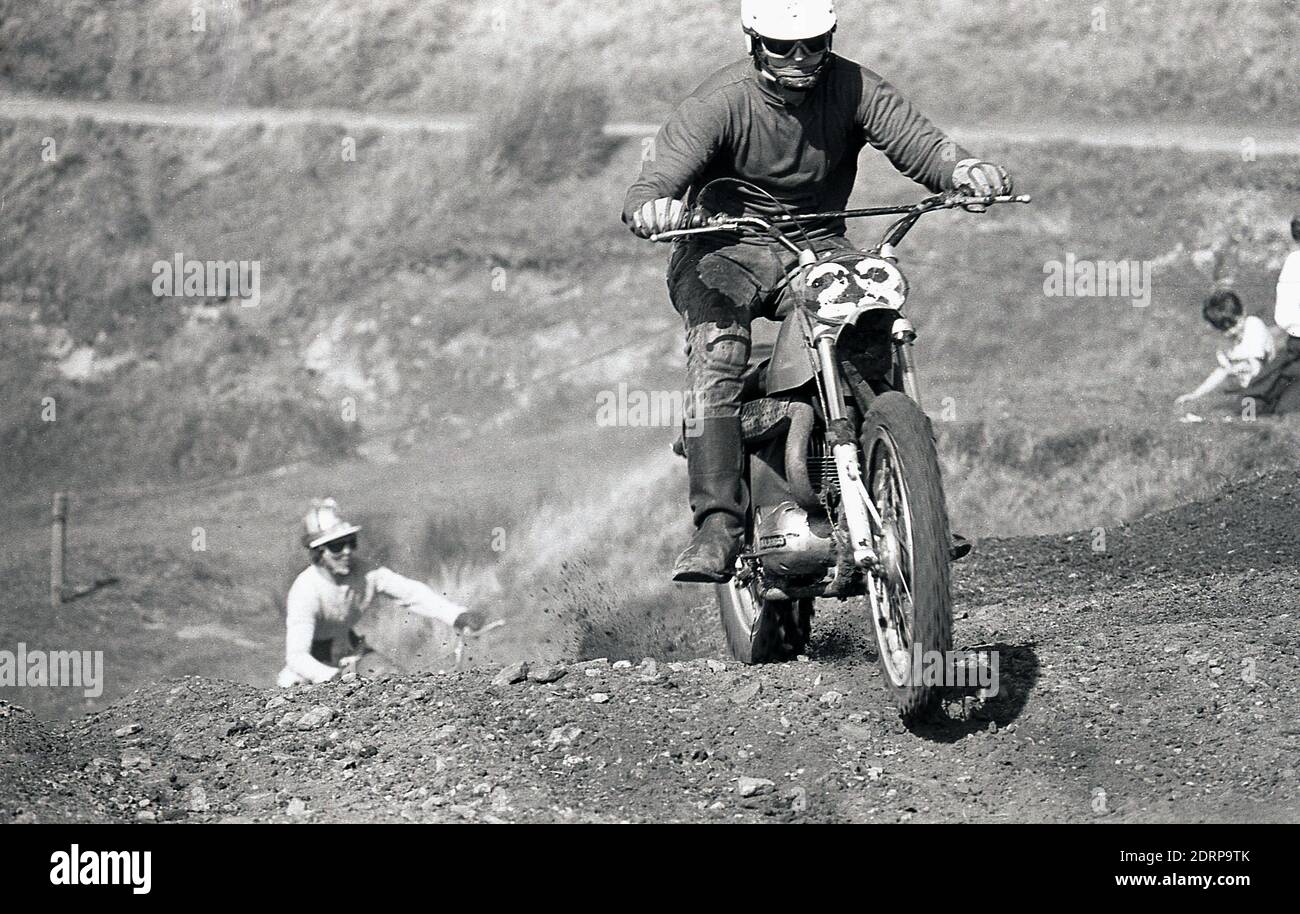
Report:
1176,290,1275,406
277,498,488,687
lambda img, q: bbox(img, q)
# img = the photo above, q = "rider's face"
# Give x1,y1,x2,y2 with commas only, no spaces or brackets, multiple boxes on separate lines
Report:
759,32,829,84
319,536,357,576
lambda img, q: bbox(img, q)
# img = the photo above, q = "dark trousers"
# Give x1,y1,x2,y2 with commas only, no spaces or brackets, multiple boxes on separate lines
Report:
666,235,855,420
666,236,854,524
310,630,361,665
1243,335,1300,414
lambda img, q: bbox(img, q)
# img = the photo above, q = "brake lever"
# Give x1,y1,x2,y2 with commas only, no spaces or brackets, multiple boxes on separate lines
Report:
945,193,1033,208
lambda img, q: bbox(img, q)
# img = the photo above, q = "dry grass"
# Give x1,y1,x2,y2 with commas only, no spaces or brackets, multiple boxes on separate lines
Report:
470,68,614,187
3,0,1295,125
940,419,1300,539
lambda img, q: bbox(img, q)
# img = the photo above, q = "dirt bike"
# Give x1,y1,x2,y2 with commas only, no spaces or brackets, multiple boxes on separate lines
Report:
652,191,1030,720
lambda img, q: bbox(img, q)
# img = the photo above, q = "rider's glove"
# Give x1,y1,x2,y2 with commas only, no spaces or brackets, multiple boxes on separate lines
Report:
951,158,1014,198
629,196,691,239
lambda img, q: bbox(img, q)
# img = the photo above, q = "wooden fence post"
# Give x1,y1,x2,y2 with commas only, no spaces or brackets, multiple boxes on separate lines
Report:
51,492,67,608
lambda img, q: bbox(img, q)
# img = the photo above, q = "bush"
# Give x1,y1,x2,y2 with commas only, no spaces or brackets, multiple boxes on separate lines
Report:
471,67,615,187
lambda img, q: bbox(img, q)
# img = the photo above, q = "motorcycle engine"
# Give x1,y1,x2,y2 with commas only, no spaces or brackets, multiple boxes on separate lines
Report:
754,500,837,577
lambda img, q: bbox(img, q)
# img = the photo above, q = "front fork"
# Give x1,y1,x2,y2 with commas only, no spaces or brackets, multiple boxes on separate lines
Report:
814,334,881,570
815,319,922,573
891,317,921,402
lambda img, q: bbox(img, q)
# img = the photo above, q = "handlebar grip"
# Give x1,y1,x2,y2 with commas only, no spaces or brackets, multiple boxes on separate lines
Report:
682,209,716,229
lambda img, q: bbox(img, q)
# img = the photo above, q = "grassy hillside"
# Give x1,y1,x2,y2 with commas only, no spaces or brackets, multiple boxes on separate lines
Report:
4,92,1298,483
2,0,1296,126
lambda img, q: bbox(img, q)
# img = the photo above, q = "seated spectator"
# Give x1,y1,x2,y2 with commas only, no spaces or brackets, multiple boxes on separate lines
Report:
1240,215,1300,415
1176,290,1275,405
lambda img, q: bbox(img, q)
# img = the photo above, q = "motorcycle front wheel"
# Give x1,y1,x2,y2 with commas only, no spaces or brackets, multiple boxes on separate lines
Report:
859,391,954,721
715,574,813,664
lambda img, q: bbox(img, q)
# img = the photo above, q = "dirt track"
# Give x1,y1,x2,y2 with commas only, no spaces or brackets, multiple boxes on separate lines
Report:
4,91,1298,154
3,470,1298,823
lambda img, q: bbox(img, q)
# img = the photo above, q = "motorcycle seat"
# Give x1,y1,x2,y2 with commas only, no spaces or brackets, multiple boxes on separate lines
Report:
671,394,795,458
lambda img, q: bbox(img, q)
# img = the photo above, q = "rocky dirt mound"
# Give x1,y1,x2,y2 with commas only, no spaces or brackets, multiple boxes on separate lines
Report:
3,471,1298,823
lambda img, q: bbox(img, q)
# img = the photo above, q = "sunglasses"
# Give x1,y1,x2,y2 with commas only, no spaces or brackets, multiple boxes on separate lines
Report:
760,33,831,57
324,536,358,554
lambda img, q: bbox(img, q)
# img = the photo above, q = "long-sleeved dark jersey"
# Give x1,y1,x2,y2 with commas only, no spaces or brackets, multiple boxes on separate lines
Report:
623,55,969,241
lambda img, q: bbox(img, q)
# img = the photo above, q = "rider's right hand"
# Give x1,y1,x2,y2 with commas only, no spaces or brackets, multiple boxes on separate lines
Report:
951,159,1014,198
629,197,690,238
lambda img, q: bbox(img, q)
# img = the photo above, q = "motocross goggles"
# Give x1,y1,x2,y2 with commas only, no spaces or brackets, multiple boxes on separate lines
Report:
758,31,832,57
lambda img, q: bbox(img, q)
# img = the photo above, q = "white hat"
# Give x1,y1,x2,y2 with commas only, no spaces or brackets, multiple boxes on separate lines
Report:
301,498,362,549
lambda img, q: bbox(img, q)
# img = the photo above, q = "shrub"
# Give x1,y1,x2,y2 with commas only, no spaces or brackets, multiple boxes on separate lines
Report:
471,66,615,187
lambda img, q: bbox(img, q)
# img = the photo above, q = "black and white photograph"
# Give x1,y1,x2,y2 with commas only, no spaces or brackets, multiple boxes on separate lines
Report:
0,0,1296,869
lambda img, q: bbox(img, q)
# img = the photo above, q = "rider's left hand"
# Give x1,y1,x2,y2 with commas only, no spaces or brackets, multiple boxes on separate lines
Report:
951,158,1014,201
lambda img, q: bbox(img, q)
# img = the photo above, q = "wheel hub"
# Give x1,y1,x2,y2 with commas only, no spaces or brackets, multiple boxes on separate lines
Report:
875,521,906,591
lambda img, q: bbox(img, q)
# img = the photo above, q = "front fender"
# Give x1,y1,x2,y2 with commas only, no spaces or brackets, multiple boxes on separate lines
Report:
766,305,904,397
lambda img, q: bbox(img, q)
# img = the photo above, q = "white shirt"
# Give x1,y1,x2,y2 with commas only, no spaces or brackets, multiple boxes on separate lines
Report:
1217,314,1275,387
283,563,466,683
1276,250,1300,338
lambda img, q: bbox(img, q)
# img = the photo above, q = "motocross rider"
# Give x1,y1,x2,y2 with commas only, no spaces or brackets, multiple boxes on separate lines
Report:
624,0,1014,582
276,498,488,687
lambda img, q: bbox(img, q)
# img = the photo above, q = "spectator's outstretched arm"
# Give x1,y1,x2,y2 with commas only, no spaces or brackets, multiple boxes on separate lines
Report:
1176,366,1231,404
284,580,339,684
368,567,468,627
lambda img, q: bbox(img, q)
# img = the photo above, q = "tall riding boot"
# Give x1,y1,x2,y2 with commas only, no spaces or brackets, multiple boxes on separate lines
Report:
672,416,747,583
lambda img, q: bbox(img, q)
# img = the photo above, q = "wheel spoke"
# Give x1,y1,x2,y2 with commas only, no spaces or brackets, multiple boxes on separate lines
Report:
864,430,920,686
859,393,955,719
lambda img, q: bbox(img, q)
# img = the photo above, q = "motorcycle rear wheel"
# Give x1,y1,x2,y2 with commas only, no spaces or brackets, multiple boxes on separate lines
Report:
859,392,954,721
715,574,813,664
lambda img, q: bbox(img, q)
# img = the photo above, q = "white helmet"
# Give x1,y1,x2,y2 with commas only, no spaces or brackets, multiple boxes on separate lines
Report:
741,0,837,42
301,497,361,550
741,0,837,90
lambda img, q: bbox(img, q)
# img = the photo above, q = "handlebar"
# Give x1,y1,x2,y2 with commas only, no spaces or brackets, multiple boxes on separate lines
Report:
649,192,1032,256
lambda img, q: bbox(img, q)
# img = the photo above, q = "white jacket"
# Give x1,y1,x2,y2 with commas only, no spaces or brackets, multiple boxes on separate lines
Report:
281,562,467,684
1276,249,1300,338
1217,314,1276,387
